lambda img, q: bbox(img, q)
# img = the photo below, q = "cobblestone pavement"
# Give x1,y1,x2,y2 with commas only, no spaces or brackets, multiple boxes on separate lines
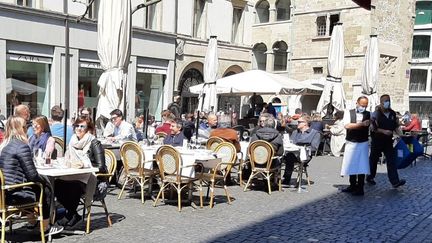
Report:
8,155,432,242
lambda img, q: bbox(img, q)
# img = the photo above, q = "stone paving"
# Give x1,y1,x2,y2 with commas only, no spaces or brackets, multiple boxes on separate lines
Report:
7,155,432,242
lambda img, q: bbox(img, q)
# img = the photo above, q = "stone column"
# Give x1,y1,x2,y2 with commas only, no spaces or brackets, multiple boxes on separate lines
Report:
269,7,277,23
266,50,274,72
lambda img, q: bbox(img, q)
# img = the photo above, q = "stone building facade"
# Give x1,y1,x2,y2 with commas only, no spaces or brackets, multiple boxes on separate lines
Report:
251,0,415,114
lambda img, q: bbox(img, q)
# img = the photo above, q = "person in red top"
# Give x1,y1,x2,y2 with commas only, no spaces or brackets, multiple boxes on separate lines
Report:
155,110,174,135
402,113,422,132
0,129,4,143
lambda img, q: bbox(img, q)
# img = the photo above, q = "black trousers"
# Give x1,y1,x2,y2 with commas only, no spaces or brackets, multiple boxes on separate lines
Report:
349,174,365,189
282,152,298,183
368,137,400,185
54,180,86,217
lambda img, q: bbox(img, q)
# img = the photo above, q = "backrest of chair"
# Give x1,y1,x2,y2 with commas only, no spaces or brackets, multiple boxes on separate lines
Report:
214,142,237,172
53,136,64,158
206,136,224,151
104,149,118,181
120,141,143,173
248,140,274,170
155,145,181,180
0,170,5,210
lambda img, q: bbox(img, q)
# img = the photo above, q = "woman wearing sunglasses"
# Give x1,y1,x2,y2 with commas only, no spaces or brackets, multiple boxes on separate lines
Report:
29,116,55,159
54,116,107,228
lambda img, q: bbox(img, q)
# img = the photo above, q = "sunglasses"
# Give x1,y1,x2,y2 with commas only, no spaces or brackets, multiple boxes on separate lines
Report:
74,125,87,130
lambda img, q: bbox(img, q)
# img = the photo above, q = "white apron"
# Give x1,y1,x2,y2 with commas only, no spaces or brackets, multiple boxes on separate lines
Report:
340,141,370,176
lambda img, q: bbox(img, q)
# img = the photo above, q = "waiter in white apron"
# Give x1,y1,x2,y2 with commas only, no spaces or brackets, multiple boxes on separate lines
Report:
340,96,370,196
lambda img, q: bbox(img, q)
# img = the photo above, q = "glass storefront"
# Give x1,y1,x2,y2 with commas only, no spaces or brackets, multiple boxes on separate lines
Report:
78,65,103,111
135,72,165,121
6,59,51,118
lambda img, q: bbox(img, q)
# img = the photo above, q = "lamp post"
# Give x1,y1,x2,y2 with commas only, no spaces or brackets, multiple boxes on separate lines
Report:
63,0,70,151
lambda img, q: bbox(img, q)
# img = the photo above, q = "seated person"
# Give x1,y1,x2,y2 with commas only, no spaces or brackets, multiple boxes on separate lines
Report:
250,112,273,137
250,114,284,166
182,113,195,141
163,118,185,147
0,116,63,235
50,105,73,145
402,113,421,132
310,113,324,132
55,116,107,227
210,115,241,152
29,115,56,158
283,114,321,185
103,109,137,142
198,114,218,139
155,110,174,135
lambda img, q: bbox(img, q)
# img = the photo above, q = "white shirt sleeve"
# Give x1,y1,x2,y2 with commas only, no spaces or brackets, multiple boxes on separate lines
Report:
343,110,351,125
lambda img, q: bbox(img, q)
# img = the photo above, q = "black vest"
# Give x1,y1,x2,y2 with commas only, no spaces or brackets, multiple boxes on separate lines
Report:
345,109,370,143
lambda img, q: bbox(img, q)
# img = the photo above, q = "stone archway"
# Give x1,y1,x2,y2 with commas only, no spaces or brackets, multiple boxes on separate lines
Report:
178,68,204,113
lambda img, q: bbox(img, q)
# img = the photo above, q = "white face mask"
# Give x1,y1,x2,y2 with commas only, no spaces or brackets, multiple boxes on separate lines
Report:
357,106,366,113
383,101,391,109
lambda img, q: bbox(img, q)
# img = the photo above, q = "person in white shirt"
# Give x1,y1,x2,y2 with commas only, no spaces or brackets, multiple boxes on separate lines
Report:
103,109,137,142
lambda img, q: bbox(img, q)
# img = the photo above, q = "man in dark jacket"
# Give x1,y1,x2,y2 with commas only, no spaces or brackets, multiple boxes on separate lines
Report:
163,118,185,147
250,114,284,159
283,115,321,185
168,96,181,118
367,94,405,188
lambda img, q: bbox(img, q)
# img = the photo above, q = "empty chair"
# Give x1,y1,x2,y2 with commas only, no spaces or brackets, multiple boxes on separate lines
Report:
206,136,224,151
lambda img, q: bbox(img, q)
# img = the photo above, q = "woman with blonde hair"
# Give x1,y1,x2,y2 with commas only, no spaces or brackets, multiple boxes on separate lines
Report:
0,116,63,235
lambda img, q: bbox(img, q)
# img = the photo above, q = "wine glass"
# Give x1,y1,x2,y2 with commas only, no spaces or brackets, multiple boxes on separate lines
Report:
148,134,155,146
242,131,249,141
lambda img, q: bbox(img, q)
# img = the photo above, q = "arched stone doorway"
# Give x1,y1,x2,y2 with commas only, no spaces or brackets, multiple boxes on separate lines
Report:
179,68,204,113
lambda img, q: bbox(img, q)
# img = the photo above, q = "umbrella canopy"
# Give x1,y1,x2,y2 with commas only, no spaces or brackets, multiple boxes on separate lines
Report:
198,36,219,112
361,35,379,111
316,23,346,115
6,78,46,95
96,0,131,119
189,70,322,96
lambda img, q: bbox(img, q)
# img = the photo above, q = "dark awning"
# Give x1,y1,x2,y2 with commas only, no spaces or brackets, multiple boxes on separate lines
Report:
352,0,371,10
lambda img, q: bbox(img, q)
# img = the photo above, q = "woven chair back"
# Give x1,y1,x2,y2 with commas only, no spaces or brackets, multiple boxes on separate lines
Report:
104,149,118,181
120,141,143,173
248,140,274,170
214,142,237,172
53,136,64,158
206,136,224,151
156,145,181,180
0,170,5,210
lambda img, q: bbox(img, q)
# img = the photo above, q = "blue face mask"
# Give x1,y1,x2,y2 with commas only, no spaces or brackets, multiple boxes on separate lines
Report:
357,106,366,113
383,101,391,109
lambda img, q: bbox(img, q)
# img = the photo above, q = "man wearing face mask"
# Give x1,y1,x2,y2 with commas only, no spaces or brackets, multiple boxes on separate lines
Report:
340,96,370,196
367,94,405,188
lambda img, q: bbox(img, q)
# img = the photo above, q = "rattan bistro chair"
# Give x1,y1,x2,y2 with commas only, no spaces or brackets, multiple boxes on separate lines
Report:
84,149,117,234
118,141,157,204
243,140,282,194
53,136,65,158
199,142,237,208
206,136,224,151
153,145,203,212
0,170,46,243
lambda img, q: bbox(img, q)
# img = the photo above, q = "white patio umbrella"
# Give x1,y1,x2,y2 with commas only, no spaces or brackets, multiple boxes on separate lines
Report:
198,36,219,112
361,35,379,111
96,0,131,120
189,70,322,96
316,23,346,116
6,78,46,95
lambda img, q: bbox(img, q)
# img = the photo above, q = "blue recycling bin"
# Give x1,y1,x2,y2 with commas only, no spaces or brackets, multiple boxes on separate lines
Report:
394,135,423,169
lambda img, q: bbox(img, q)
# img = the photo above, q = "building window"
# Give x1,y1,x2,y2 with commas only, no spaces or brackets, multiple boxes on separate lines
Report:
16,0,33,7
6,60,51,117
276,0,291,21
316,16,327,36
193,0,206,38
179,68,203,113
232,8,244,44
135,72,165,121
146,1,162,31
409,69,427,92
412,35,431,59
410,101,432,119
273,41,288,71
316,13,340,37
252,43,267,71
415,1,432,25
255,0,270,24
78,65,104,111
313,67,323,74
